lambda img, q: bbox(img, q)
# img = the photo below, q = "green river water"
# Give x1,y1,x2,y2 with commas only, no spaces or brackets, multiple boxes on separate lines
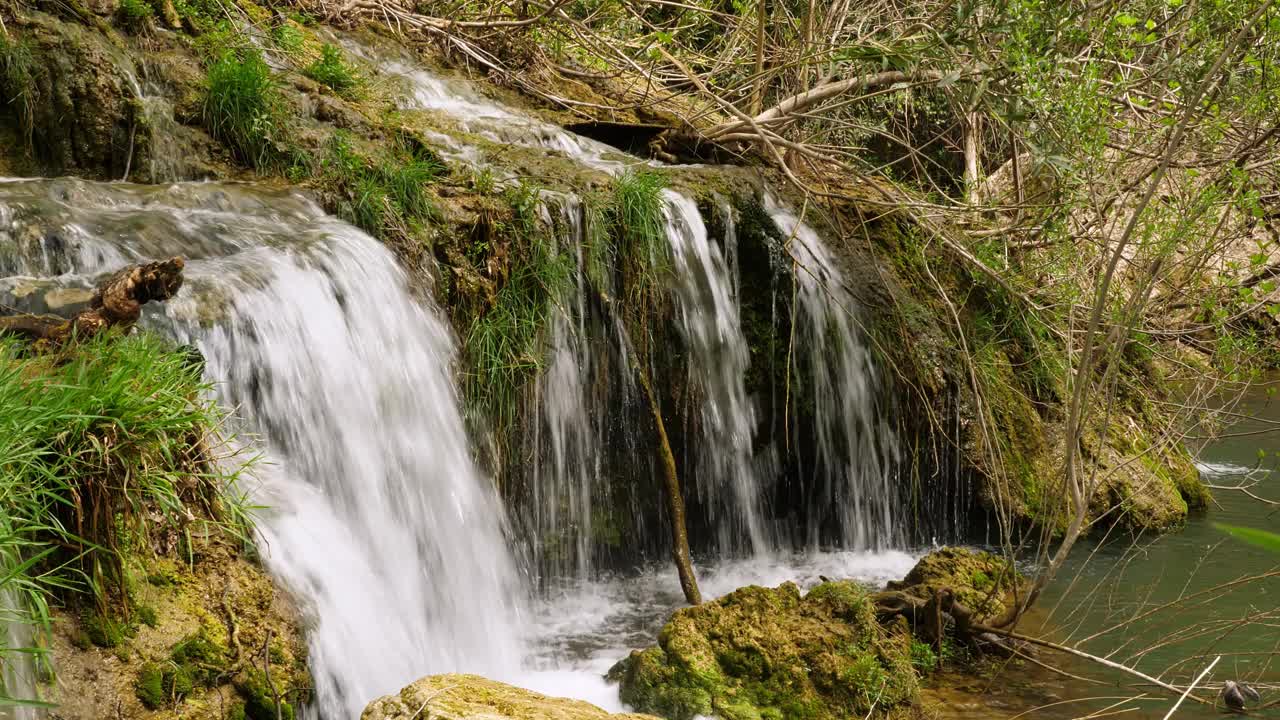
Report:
940,382,1280,719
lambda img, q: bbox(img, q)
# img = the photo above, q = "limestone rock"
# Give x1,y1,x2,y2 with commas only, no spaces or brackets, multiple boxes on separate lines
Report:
887,546,1023,622
362,674,659,720
608,581,920,720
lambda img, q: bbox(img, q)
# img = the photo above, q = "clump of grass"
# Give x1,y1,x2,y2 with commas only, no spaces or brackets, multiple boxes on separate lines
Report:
0,35,36,148
316,131,444,241
269,21,306,56
606,169,670,314
0,332,251,655
203,49,285,168
117,0,155,32
303,44,361,98
612,169,667,259
464,182,576,427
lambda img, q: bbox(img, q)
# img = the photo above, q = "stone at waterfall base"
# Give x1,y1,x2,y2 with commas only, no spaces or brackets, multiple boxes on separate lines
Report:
361,674,661,720
607,580,921,720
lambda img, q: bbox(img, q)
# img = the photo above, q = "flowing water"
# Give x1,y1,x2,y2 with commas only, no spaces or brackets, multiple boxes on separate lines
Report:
17,43,1269,720
664,190,772,557
0,46,926,717
766,199,900,549
0,179,527,717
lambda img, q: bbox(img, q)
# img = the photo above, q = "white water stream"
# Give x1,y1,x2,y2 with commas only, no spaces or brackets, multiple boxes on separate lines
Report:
0,45,913,719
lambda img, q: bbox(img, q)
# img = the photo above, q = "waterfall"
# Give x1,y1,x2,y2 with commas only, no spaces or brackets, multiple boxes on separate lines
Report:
766,199,901,549
524,193,607,581
0,178,528,718
663,191,771,557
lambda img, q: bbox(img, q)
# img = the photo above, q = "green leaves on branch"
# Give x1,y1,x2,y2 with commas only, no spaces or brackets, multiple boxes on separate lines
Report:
1215,523,1280,554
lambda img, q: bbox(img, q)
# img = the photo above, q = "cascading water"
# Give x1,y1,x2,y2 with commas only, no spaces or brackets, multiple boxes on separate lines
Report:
0,178,527,718
1,43,922,719
767,199,901,549
523,192,612,581
663,191,772,557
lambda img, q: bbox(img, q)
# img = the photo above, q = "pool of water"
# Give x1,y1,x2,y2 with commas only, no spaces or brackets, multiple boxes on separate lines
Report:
512,383,1280,719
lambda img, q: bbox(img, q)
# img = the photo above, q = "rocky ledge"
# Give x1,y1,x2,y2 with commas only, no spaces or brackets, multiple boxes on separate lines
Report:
361,674,659,720
606,546,1021,720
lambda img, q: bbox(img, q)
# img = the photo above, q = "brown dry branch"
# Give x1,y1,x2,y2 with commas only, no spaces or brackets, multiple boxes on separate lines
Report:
0,257,186,350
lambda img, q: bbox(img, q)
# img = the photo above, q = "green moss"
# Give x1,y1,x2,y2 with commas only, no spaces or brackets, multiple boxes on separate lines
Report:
237,669,296,720
136,664,166,709
891,547,1022,621
83,612,135,648
612,580,919,720
137,605,159,628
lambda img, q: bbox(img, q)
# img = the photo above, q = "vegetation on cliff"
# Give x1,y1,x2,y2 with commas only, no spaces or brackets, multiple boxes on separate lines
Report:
0,274,309,716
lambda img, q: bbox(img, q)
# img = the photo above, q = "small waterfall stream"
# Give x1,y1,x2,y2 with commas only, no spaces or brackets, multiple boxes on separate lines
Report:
767,200,901,549
1,43,924,718
663,191,771,557
0,180,527,717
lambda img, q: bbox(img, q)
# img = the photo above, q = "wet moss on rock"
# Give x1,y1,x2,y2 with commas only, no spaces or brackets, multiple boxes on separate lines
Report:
609,581,920,720
886,547,1022,622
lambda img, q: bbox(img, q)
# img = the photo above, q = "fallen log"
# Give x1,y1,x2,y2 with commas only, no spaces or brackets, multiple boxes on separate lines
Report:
0,257,185,349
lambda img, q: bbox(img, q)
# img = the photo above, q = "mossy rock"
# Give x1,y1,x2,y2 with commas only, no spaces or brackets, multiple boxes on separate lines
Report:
608,581,920,720
361,673,659,719
887,547,1023,622
48,539,311,720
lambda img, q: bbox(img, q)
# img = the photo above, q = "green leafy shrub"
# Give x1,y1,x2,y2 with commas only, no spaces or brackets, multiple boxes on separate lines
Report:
304,44,360,96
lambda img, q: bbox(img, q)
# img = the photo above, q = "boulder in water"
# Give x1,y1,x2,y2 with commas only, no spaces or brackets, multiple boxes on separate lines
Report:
607,580,920,720
361,674,660,720
885,547,1022,623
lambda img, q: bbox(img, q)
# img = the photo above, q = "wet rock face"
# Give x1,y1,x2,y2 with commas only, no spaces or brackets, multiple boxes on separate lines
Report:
3,13,135,177
608,581,920,720
361,674,659,720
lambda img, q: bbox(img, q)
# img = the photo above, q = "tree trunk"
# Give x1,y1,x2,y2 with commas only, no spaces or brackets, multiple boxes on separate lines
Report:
634,361,703,606
964,111,982,204
0,257,186,349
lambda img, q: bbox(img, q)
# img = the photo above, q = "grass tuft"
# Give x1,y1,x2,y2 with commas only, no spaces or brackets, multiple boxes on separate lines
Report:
314,131,444,241
203,49,285,168
303,44,361,98
464,182,576,428
116,0,155,33
0,332,252,680
0,35,36,149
